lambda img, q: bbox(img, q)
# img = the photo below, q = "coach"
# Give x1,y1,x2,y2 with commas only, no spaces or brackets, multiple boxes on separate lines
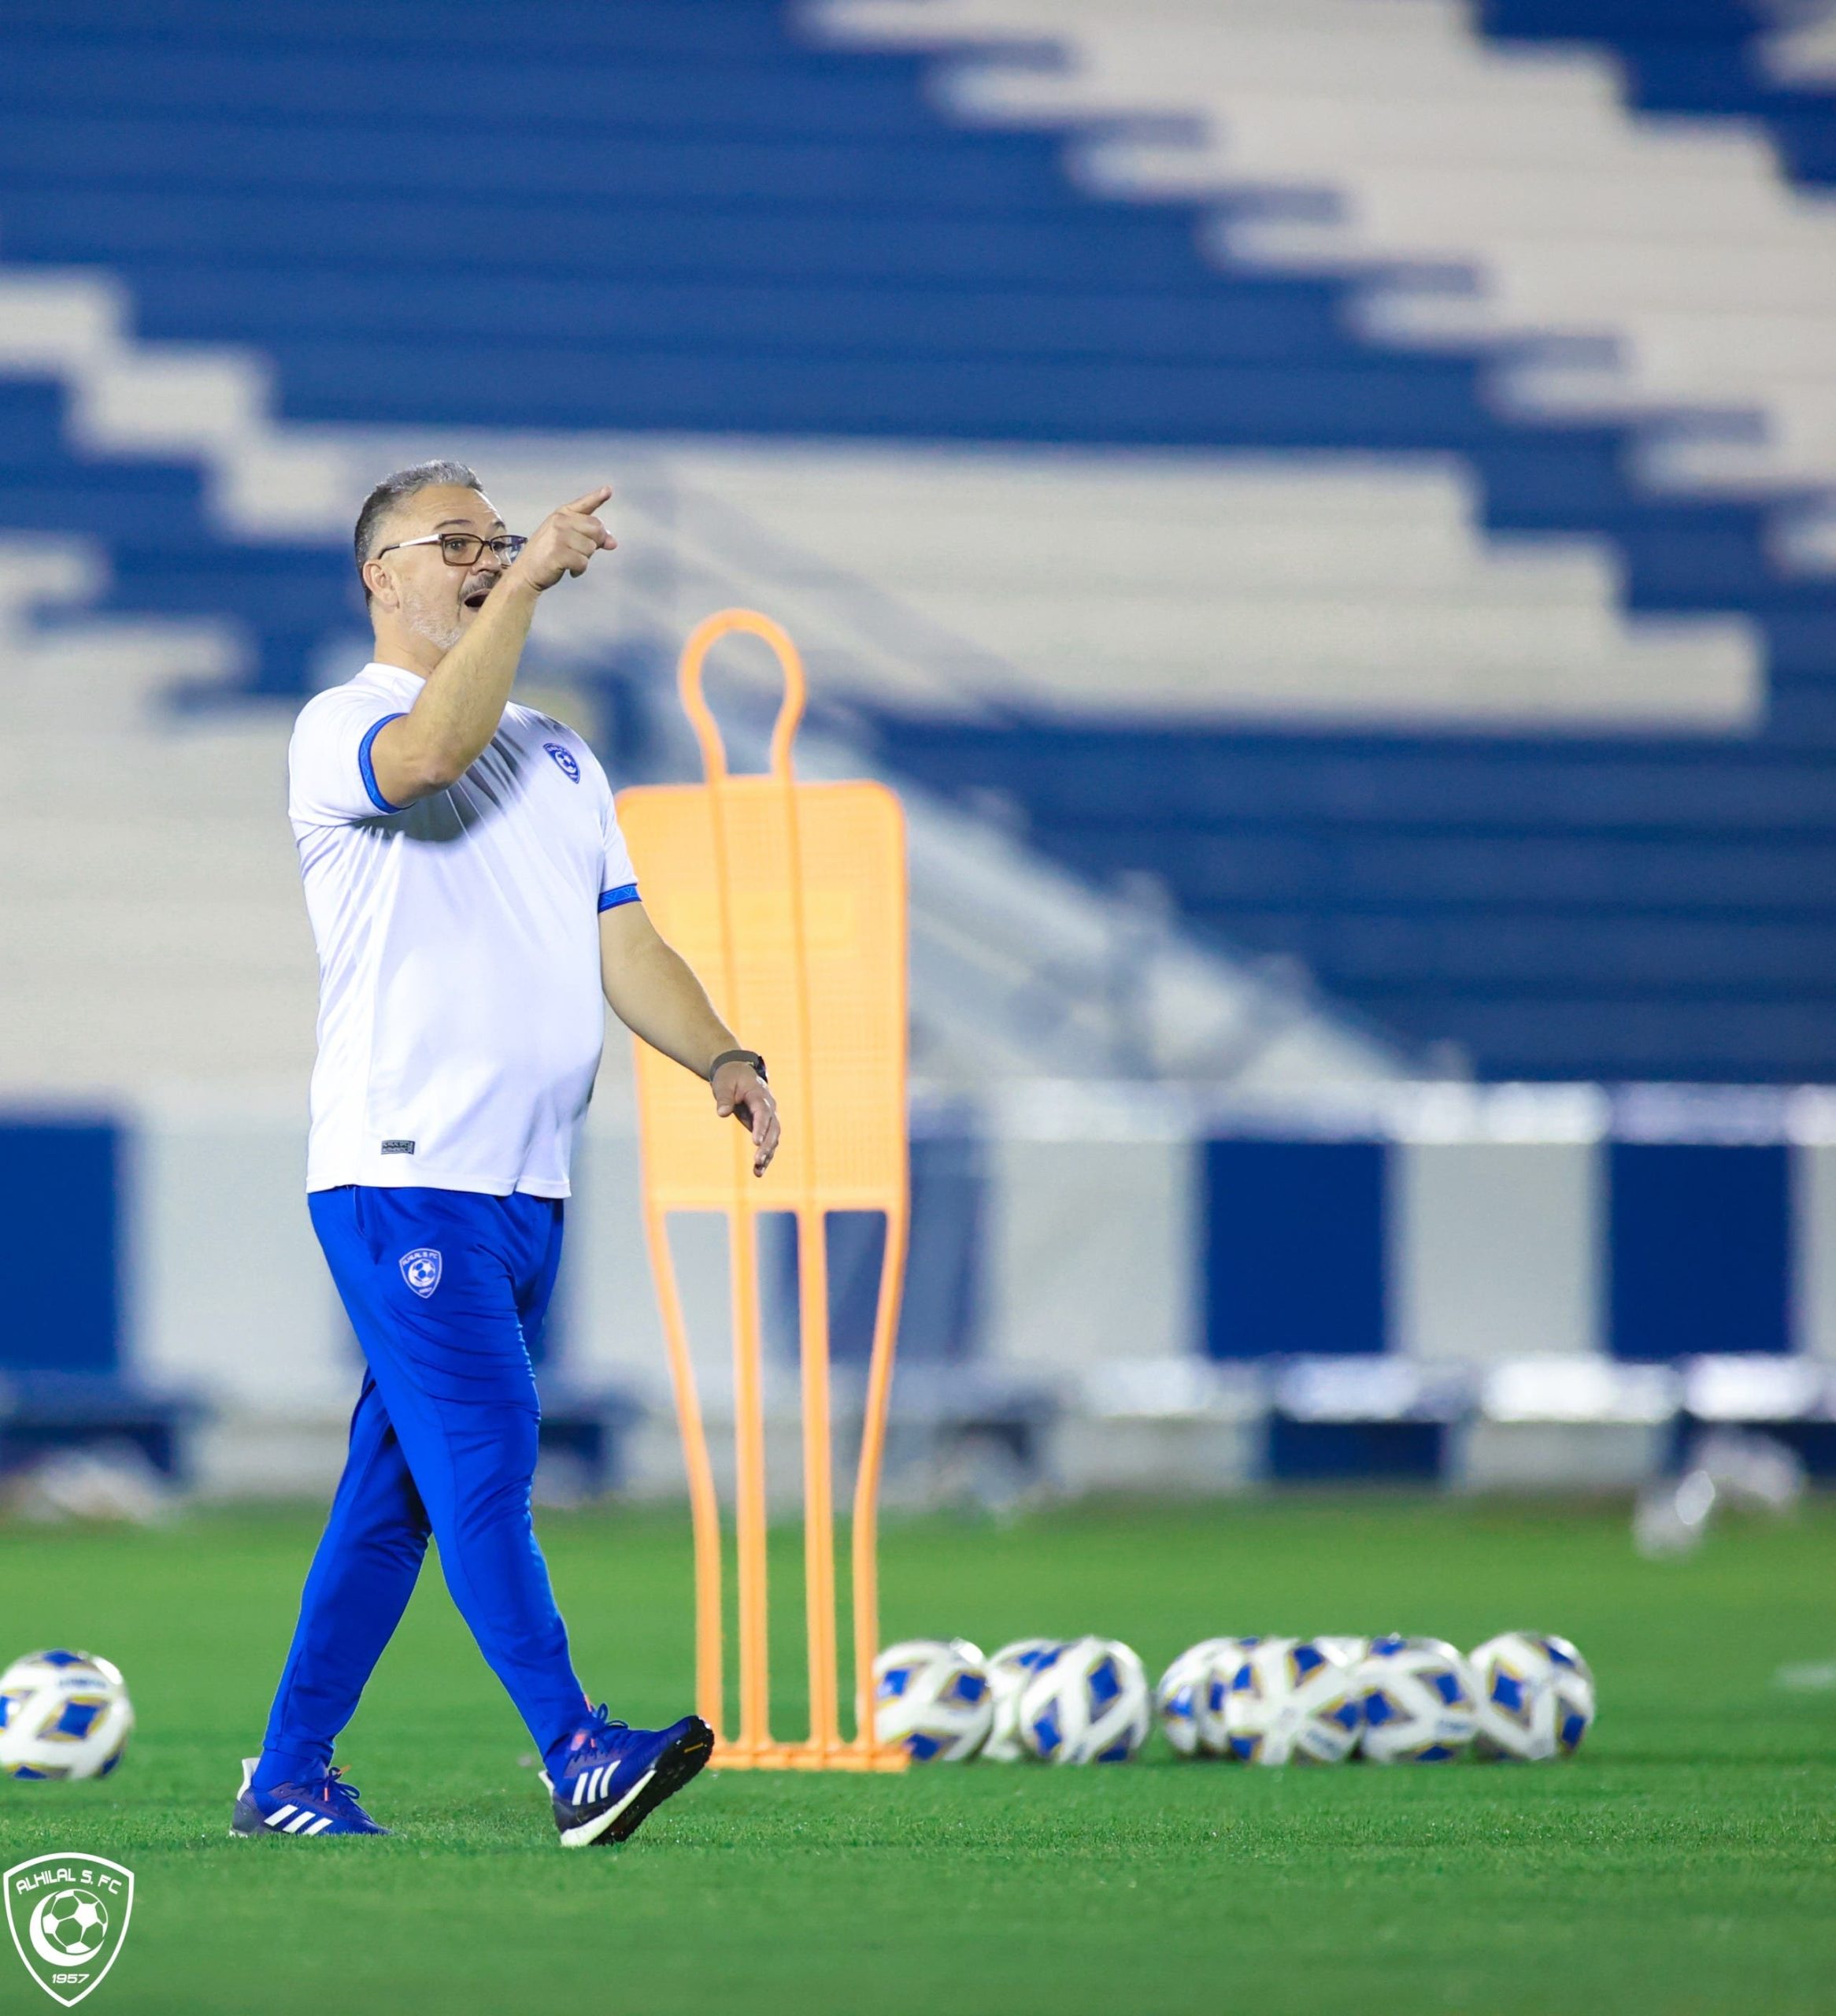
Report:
233,461,774,1847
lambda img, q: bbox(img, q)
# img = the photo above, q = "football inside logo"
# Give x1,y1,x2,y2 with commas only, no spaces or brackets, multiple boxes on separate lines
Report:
399,1248,442,1298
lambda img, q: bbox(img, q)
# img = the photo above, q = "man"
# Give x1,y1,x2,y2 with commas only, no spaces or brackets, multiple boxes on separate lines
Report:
234,461,778,1847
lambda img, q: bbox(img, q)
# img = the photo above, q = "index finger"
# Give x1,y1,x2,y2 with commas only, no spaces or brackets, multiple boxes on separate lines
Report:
560,485,613,515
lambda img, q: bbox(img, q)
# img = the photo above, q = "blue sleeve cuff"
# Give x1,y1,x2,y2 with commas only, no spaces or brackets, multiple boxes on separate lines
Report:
598,883,641,913
358,713,409,814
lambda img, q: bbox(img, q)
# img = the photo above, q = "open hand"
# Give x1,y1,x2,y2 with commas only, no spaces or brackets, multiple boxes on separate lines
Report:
514,486,617,592
713,1062,780,1177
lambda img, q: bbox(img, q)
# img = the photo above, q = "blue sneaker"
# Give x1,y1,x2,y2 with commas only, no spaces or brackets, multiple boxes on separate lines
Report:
231,1757,391,1838
543,1711,713,1848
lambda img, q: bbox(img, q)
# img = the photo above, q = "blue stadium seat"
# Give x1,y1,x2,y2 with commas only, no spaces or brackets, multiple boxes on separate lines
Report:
889,720,1836,1079
0,376,354,691
1479,0,1836,185
5,0,1836,1077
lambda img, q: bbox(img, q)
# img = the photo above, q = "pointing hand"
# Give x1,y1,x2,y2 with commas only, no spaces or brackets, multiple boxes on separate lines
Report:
514,486,618,593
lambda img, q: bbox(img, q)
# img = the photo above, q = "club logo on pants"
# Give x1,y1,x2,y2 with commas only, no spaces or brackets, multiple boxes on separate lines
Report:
400,1247,442,1298
6,1853,134,2007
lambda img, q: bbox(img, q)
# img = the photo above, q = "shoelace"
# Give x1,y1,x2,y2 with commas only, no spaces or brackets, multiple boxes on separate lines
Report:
569,1707,631,1759
303,1766,365,1814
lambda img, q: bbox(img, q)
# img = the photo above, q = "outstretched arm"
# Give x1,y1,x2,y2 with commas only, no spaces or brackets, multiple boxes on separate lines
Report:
600,901,781,1177
368,487,617,806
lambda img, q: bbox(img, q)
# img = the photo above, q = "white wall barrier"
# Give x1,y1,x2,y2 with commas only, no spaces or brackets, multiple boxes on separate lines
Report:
4,1083,1834,1497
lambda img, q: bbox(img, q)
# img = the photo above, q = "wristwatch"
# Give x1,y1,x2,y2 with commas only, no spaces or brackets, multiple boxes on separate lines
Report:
709,1047,768,1082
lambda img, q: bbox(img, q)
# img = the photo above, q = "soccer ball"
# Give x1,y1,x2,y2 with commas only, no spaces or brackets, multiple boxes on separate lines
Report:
39,1889,108,1960
1356,1636,1479,1762
0,1649,134,1781
872,1639,993,1762
981,1638,1066,1762
1017,1636,1151,1764
1223,1638,1363,1765
1156,1638,1258,1758
1469,1632,1595,1761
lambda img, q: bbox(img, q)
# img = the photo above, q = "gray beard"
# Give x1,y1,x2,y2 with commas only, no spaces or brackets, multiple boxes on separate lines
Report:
402,591,463,656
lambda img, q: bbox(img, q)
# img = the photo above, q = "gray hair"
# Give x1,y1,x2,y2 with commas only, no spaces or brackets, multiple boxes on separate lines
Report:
354,460,483,602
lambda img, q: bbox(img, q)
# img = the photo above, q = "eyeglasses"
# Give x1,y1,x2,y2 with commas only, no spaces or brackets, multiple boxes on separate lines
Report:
374,532,527,567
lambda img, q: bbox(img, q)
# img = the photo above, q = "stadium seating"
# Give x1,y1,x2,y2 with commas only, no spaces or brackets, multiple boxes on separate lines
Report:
0,375,357,695
4,0,1836,1076
819,0,1836,1077
1479,0,1836,186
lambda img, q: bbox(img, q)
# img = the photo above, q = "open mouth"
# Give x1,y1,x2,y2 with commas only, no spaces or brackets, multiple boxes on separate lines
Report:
462,580,495,611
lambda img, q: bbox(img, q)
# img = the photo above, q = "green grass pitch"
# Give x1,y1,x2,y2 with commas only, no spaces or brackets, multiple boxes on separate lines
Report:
2,1495,1834,2015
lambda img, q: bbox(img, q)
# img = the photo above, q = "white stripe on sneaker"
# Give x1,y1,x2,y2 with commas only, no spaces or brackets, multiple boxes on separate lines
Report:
265,1805,297,1828
558,1766,655,1847
306,1816,335,1836
572,1772,587,1804
284,1811,317,1833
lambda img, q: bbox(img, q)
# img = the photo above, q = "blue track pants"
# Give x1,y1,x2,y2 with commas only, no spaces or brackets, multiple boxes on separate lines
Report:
256,1185,588,1788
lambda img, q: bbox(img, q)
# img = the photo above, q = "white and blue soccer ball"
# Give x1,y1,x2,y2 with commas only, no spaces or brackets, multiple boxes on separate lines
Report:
872,1639,994,1762
1157,1638,1258,1758
0,1649,135,1781
982,1638,1066,1762
1223,1637,1362,1765
1356,1636,1479,1762
1018,1636,1152,1764
1469,1632,1595,1761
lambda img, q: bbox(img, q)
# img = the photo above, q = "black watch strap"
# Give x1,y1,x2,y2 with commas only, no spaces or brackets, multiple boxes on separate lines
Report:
709,1047,767,1082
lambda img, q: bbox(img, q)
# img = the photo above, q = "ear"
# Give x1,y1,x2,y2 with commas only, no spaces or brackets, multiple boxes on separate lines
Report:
361,556,398,610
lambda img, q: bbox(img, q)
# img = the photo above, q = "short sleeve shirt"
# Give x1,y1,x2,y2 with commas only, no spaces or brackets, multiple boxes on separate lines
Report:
287,662,639,1197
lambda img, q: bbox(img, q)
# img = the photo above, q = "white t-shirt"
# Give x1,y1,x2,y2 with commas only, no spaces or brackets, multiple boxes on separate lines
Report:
288,660,639,1198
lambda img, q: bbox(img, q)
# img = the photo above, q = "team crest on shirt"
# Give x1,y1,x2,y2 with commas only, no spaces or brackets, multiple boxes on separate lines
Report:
399,1248,442,1298
543,741,580,783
